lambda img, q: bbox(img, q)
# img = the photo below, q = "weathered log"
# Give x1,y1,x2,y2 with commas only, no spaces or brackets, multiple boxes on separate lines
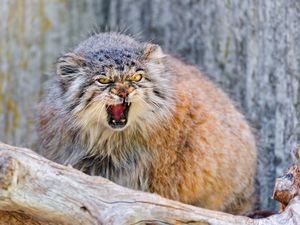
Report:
273,152,300,212
0,142,299,225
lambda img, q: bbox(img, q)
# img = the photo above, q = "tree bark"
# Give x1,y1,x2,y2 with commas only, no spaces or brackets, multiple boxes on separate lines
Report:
0,142,299,225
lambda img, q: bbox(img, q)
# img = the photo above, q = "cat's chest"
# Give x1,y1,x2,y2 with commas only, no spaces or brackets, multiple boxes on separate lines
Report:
77,143,153,191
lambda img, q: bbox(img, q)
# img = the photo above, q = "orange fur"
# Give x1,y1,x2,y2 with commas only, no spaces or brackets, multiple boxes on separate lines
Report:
147,57,257,213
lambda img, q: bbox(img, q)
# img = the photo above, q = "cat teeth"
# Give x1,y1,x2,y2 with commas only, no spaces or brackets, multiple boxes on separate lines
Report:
112,119,125,123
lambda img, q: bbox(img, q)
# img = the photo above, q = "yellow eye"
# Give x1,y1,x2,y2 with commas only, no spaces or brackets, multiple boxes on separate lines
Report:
97,77,111,84
128,73,143,82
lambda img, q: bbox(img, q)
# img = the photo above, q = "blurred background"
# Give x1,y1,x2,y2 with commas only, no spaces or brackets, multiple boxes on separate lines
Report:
1,0,300,211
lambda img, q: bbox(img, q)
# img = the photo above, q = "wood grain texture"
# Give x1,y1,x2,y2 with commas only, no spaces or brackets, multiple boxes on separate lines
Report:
1,0,300,211
0,142,300,225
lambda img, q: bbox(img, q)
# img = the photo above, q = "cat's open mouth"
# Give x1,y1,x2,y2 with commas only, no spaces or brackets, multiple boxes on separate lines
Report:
106,100,131,129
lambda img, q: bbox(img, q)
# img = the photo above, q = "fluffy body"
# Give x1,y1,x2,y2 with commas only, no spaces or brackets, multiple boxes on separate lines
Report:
38,33,257,214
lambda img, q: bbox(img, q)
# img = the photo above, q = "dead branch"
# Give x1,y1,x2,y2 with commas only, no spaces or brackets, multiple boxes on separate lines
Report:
0,142,299,225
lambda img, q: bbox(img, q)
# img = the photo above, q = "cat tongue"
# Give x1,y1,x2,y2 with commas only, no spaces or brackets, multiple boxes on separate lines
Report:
111,104,125,120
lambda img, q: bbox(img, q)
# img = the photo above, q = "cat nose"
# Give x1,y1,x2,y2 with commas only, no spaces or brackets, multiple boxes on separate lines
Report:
118,92,128,98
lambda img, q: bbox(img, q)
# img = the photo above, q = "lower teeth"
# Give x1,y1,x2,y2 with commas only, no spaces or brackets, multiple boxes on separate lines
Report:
111,119,126,124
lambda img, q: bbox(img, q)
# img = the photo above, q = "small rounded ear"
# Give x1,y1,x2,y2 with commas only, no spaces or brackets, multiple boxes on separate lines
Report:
143,43,165,61
56,53,87,78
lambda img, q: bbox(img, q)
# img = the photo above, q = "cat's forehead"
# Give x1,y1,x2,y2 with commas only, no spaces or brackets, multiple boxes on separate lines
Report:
86,49,145,76
85,48,142,62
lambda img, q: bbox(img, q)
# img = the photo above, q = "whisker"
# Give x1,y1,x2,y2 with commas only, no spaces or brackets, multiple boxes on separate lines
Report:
138,95,161,110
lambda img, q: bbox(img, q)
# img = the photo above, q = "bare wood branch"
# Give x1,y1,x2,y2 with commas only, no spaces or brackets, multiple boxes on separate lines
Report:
0,142,299,225
273,161,300,212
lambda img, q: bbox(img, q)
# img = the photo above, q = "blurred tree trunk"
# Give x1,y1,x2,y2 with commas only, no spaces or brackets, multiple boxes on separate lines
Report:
1,0,300,211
